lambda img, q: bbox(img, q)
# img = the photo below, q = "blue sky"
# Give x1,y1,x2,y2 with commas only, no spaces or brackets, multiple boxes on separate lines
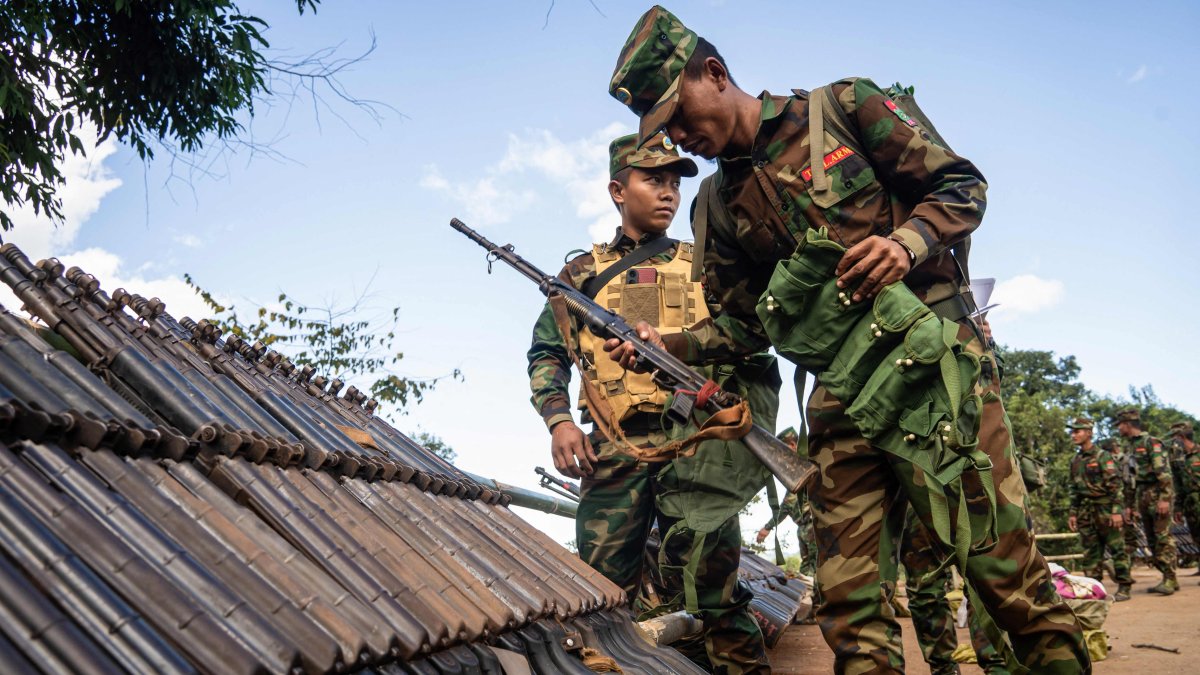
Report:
3,0,1198,548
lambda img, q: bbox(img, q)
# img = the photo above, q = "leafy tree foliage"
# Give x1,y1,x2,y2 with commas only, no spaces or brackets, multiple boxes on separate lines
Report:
410,431,456,464
0,0,326,232
998,346,1198,534
184,273,461,422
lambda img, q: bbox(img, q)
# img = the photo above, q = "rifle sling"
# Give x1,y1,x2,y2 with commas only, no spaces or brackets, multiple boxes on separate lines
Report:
580,236,677,299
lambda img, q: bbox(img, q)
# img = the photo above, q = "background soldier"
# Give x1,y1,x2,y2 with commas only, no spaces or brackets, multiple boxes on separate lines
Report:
1168,421,1200,579
1103,436,1142,563
526,132,772,673
1066,418,1132,601
1114,409,1178,595
605,6,1088,673
756,427,817,578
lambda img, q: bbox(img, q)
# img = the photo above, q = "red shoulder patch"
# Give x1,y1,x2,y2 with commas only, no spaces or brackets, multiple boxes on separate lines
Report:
884,99,919,127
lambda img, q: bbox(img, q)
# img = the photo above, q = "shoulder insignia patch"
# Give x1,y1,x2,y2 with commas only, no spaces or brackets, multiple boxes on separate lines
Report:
801,145,856,182
884,99,919,128
1136,447,1147,453
1087,462,1099,468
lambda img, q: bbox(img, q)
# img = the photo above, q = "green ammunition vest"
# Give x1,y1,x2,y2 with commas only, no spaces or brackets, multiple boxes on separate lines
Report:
755,227,996,571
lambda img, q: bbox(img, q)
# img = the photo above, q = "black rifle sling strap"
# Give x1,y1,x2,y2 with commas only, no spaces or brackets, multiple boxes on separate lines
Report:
580,235,678,299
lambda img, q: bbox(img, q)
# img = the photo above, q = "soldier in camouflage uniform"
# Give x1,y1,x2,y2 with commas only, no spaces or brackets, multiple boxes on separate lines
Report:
526,132,771,673
755,428,817,578
1114,409,1177,594
1167,421,1200,578
1103,436,1142,562
604,7,1088,674
1065,418,1132,601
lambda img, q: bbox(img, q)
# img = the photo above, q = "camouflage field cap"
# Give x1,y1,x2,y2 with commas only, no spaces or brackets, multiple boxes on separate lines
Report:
1066,417,1094,431
609,6,699,146
777,426,799,444
1169,421,1194,437
1098,438,1117,451
1113,408,1140,424
609,132,698,179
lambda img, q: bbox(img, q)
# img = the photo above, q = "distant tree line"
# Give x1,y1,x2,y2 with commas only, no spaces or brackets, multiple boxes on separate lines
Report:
999,347,1197,534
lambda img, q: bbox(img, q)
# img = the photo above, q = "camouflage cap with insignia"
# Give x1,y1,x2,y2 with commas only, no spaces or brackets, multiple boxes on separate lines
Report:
776,426,798,444
609,5,699,146
609,131,697,179
1169,421,1194,437
1113,408,1140,424
1066,417,1094,431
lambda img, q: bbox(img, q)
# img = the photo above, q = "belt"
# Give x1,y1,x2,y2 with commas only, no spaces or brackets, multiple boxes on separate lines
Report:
608,412,665,436
926,293,971,323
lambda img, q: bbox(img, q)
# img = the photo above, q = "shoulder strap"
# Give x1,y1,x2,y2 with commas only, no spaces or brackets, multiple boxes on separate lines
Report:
689,170,734,283
580,236,677,299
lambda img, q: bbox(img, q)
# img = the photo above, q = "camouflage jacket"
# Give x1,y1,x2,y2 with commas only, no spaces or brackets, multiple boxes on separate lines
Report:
1123,431,1173,497
761,490,808,531
662,77,988,363
1068,445,1123,516
1171,442,1200,504
526,229,683,429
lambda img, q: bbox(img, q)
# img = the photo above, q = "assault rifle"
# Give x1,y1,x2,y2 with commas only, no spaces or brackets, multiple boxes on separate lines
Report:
450,218,817,493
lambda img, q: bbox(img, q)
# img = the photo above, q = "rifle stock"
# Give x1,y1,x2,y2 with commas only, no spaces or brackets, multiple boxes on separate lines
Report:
450,218,817,493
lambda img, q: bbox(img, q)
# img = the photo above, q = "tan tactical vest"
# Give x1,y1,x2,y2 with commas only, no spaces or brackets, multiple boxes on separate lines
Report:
577,241,710,423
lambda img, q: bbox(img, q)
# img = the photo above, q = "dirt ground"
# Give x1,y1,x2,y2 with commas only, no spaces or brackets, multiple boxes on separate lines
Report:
767,567,1200,674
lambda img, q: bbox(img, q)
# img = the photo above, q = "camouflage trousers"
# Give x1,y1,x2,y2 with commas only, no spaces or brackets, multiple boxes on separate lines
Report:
795,509,817,578
576,433,769,674
806,325,1089,675
1180,493,1200,552
1075,503,1132,586
1134,484,1177,581
1122,500,1140,563
901,508,1010,675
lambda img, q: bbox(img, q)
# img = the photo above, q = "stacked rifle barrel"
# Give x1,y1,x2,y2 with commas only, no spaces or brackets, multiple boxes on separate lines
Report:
0,242,705,674
737,550,811,647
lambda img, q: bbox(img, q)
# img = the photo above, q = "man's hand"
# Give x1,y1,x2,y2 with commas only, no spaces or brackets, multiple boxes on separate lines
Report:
1110,512,1124,528
1174,512,1184,524
1124,507,1133,522
604,321,666,372
1157,499,1170,516
551,421,597,479
1067,515,1078,532
835,235,912,302
756,528,771,544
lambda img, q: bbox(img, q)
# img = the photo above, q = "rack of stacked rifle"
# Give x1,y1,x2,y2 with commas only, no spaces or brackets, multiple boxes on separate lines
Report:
0,242,721,674
470,467,812,648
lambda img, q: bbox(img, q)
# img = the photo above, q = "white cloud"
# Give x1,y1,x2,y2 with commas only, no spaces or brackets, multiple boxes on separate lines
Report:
990,274,1065,316
0,123,213,325
1127,65,1148,84
421,122,627,240
174,234,203,248
2,124,122,262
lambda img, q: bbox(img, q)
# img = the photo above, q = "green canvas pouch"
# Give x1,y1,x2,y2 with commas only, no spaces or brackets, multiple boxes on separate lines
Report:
819,282,933,402
757,229,861,372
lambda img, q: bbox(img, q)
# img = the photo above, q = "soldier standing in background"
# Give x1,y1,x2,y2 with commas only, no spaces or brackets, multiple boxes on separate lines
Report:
526,132,772,673
755,427,817,578
1066,418,1132,601
1168,421,1200,578
1103,436,1142,562
604,6,1088,673
1114,409,1178,595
